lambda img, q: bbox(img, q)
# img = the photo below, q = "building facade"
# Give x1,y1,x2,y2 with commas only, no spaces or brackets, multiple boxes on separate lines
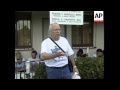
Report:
15,11,104,60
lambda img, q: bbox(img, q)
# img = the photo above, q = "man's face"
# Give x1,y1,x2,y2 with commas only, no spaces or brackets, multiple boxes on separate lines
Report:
16,51,21,57
31,53,36,59
50,24,61,40
17,58,22,64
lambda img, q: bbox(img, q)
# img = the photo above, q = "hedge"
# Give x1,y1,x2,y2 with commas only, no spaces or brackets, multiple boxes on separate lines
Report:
75,57,104,79
29,57,104,79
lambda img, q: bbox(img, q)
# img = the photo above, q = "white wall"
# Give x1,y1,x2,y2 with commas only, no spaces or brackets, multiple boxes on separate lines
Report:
32,12,43,56
16,11,104,59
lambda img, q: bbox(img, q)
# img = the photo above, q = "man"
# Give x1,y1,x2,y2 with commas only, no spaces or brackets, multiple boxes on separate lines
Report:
40,23,79,79
96,49,104,57
76,48,88,58
28,50,40,71
76,48,84,57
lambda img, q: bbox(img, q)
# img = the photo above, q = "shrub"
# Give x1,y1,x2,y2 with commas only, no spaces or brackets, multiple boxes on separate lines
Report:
33,63,47,79
33,57,104,79
76,57,104,79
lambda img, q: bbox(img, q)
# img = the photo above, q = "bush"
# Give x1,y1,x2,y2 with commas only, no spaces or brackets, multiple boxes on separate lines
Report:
33,63,47,79
76,57,104,79
33,57,104,79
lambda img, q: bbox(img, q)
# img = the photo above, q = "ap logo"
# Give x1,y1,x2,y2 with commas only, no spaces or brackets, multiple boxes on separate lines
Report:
94,11,104,22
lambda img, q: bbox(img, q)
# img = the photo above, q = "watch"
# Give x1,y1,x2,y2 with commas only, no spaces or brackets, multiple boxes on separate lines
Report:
73,66,77,68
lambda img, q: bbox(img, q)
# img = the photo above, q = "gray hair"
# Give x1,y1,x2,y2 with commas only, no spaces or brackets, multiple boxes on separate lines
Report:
48,22,59,31
48,22,59,37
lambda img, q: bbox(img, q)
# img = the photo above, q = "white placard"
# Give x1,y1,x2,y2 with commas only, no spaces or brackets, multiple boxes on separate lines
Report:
50,11,83,25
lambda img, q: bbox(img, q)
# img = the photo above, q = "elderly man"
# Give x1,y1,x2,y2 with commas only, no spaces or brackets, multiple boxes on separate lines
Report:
40,23,79,79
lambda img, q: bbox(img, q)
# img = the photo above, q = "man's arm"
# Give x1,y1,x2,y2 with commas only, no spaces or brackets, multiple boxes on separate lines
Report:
41,51,65,60
68,54,79,74
41,53,57,60
15,67,26,72
68,54,76,67
15,62,26,72
40,40,57,60
64,37,79,74
17,68,26,72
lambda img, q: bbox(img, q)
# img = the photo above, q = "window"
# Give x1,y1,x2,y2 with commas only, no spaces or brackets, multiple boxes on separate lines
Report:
72,11,94,47
15,12,32,50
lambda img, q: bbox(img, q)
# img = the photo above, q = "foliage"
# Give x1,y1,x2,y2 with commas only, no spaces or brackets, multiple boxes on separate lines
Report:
33,63,47,79
75,57,104,79
32,57,104,79
25,73,31,79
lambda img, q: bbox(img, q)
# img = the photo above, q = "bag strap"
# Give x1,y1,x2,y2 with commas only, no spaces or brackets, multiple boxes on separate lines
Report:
49,37,73,72
49,37,65,53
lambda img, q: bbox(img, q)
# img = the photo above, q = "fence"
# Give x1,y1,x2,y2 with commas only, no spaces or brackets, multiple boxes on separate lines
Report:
15,60,44,79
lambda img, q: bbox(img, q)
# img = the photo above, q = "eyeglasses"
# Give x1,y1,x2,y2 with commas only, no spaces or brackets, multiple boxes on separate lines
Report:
53,29,61,32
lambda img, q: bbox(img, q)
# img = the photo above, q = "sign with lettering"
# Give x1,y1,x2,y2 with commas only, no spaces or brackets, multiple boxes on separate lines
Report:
50,11,83,25
94,11,104,22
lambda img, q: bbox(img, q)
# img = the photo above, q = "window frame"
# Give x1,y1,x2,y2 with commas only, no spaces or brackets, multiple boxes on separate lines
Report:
72,11,94,47
15,11,33,50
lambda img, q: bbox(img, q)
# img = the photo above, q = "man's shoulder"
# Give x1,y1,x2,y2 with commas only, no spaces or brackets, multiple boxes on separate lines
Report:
60,36,66,39
28,57,40,61
28,57,32,61
35,57,40,60
42,38,50,43
60,36,67,40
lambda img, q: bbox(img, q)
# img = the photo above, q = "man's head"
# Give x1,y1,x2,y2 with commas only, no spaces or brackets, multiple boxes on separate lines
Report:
49,23,61,40
16,55,23,64
31,50,37,59
96,49,103,57
15,51,21,56
16,51,23,64
77,49,83,57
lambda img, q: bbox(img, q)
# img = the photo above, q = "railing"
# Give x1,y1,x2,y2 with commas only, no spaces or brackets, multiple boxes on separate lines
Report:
15,60,44,79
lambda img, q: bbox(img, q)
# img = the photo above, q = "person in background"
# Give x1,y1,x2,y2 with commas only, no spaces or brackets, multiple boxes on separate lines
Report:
28,50,40,71
96,49,104,57
76,48,88,58
82,53,88,57
15,52,26,72
15,51,25,61
76,49,83,57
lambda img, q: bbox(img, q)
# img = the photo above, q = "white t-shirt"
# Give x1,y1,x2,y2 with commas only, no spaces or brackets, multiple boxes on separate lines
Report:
41,37,74,67
28,57,40,64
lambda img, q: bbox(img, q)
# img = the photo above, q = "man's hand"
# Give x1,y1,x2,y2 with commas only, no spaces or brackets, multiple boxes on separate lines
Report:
56,50,65,57
73,66,79,74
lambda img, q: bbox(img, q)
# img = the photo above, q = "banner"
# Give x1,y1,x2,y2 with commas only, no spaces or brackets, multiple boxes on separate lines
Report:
50,11,83,25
